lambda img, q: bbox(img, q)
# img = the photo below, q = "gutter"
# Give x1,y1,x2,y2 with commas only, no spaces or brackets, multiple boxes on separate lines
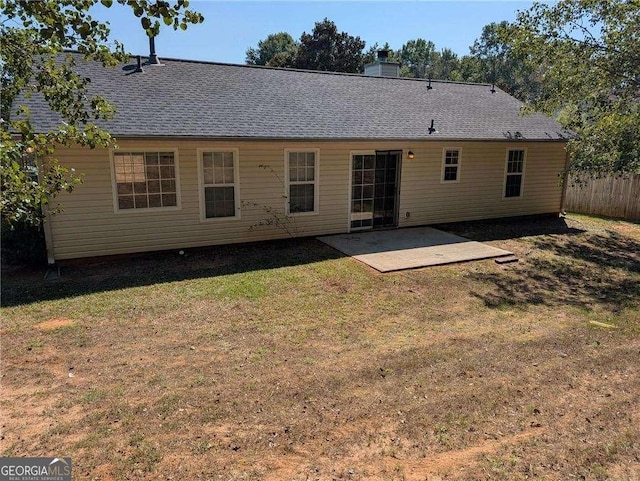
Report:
106,135,572,143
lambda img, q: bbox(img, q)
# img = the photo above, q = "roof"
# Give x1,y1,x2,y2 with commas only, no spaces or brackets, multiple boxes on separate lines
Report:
25,52,571,141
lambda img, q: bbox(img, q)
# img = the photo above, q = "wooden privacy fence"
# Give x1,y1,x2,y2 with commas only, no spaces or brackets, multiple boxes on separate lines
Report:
564,174,640,220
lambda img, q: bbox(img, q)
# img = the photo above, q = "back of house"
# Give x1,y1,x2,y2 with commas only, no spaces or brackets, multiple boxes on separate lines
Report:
24,49,571,262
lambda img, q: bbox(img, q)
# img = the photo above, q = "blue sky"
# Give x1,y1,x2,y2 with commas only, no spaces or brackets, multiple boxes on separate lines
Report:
91,1,540,64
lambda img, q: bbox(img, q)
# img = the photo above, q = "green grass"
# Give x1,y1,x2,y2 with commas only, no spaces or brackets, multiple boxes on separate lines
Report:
1,215,639,480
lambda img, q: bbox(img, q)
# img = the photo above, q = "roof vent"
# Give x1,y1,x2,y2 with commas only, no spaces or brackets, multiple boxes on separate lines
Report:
490,83,496,94
135,55,144,73
427,77,433,90
428,119,437,135
147,37,162,66
364,49,400,78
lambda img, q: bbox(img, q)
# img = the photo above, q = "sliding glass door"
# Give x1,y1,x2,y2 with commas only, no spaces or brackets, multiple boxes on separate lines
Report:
350,151,401,230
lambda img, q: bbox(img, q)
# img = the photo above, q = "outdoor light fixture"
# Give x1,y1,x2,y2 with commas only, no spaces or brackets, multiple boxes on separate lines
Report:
25,146,35,154
407,151,415,160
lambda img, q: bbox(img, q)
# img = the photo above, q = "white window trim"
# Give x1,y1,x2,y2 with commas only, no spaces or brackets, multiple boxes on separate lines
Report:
441,147,462,184
348,150,376,233
502,147,527,199
197,148,241,222
109,148,182,214
284,148,320,216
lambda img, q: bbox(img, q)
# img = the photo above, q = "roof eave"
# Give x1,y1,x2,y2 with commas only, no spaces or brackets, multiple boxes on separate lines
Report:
105,134,571,142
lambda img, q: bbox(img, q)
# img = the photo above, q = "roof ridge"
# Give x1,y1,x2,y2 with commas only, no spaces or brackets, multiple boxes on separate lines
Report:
61,49,493,87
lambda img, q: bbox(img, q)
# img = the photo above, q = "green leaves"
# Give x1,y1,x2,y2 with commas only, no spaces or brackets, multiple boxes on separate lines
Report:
246,19,365,73
245,32,297,66
1,131,84,226
509,0,640,176
400,38,435,78
295,19,366,73
119,0,204,34
1,0,204,227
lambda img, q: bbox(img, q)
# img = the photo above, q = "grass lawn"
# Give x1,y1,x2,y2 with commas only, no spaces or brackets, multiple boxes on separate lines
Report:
1,213,639,480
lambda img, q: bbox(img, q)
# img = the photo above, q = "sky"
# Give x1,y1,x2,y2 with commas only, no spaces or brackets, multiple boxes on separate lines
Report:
89,1,542,64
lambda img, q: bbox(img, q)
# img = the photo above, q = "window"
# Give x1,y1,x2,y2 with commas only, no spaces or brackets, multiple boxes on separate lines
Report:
350,153,375,229
113,151,178,210
199,150,239,219
442,149,461,182
504,149,525,198
286,150,318,214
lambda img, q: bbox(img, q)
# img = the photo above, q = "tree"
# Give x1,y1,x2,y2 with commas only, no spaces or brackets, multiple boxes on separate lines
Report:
430,48,461,81
509,0,639,176
294,18,365,73
245,32,297,67
457,54,485,84
467,21,542,101
363,42,399,65
0,0,204,227
398,38,435,78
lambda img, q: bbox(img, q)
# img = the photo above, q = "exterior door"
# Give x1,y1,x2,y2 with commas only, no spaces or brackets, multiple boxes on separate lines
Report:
373,150,401,228
350,151,401,230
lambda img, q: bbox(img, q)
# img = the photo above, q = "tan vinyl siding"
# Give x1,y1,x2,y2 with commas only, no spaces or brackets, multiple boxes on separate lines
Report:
398,141,566,227
47,139,566,260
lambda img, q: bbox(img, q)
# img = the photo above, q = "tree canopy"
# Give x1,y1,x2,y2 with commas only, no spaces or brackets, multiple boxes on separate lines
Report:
245,19,366,73
245,23,529,92
0,0,203,226
245,32,297,67
469,21,542,102
509,0,640,176
294,18,365,73
429,48,461,82
398,38,435,79
363,42,398,65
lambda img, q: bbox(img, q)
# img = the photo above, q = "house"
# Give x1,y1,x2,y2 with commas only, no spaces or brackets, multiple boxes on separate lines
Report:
28,49,571,262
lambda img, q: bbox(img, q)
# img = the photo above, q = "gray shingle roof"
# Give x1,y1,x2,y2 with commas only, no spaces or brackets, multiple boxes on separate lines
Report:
25,53,570,141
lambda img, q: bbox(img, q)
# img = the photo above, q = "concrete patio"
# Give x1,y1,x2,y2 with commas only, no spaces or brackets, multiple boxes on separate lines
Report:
318,226,512,272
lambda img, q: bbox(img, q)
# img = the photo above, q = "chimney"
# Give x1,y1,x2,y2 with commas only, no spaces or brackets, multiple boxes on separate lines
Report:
147,36,162,66
364,49,400,78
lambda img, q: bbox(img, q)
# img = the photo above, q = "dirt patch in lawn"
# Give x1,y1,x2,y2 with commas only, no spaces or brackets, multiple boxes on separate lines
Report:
35,318,76,331
1,215,639,480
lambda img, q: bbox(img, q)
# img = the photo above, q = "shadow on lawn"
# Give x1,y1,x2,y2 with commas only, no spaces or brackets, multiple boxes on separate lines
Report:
435,215,585,242
470,229,640,310
1,238,345,307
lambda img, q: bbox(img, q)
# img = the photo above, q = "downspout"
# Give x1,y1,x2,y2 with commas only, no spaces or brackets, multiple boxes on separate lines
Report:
38,155,56,265
559,149,571,216
42,204,56,265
